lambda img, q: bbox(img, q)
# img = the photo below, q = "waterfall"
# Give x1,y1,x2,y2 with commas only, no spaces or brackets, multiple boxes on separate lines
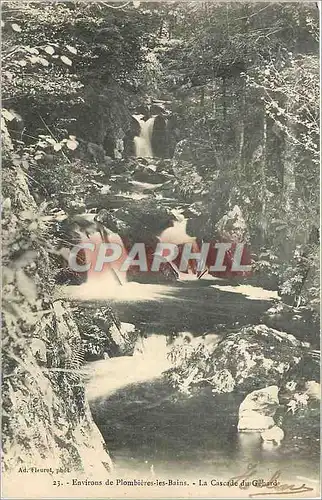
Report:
133,114,156,158
67,227,129,300
84,231,128,288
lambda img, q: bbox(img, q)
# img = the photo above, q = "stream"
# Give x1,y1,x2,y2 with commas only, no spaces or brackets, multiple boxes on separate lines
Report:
86,278,320,496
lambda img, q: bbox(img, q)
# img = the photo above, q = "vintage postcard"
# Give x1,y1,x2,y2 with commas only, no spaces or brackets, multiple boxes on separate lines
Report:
1,0,320,498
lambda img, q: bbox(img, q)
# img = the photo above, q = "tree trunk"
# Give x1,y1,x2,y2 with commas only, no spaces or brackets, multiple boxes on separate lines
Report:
238,79,246,178
222,77,227,123
259,110,268,244
159,19,164,37
283,135,296,213
200,86,205,107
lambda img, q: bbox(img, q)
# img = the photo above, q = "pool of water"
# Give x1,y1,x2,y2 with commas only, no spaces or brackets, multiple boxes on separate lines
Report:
87,281,320,497
89,364,319,497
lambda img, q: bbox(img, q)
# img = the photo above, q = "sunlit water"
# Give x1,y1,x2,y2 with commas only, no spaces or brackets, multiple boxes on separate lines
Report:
133,114,156,158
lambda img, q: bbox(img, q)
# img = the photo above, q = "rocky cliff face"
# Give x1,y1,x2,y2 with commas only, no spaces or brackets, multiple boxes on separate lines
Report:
73,83,135,160
2,165,113,478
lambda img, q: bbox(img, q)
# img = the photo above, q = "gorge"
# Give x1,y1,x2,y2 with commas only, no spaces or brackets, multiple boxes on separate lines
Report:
2,1,320,498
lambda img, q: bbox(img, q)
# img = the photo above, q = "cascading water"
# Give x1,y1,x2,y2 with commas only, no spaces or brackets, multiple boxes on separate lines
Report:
133,114,156,158
83,230,128,288
68,225,129,301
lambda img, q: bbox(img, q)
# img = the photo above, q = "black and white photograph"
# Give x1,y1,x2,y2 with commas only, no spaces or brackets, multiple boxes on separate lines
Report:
1,0,321,498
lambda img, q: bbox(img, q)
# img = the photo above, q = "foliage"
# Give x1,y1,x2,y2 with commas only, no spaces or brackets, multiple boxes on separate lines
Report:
247,54,319,164
287,392,309,414
2,0,157,152
1,0,320,472
149,1,320,304
2,0,154,92
279,242,320,307
2,0,145,471
1,164,109,471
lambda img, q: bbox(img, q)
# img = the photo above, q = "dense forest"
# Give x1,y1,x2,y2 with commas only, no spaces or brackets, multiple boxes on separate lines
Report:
2,0,320,495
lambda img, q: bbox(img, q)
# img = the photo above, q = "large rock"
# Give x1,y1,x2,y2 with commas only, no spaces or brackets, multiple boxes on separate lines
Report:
73,84,134,159
238,386,279,432
72,303,138,360
167,324,318,397
209,325,304,394
151,115,168,158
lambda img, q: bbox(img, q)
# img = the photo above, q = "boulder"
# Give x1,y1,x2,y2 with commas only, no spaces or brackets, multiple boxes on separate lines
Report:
261,425,284,445
239,414,275,432
73,84,134,159
305,380,321,400
151,115,168,158
167,324,318,398
150,103,166,115
132,168,168,184
72,303,138,360
238,386,279,432
209,325,304,394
